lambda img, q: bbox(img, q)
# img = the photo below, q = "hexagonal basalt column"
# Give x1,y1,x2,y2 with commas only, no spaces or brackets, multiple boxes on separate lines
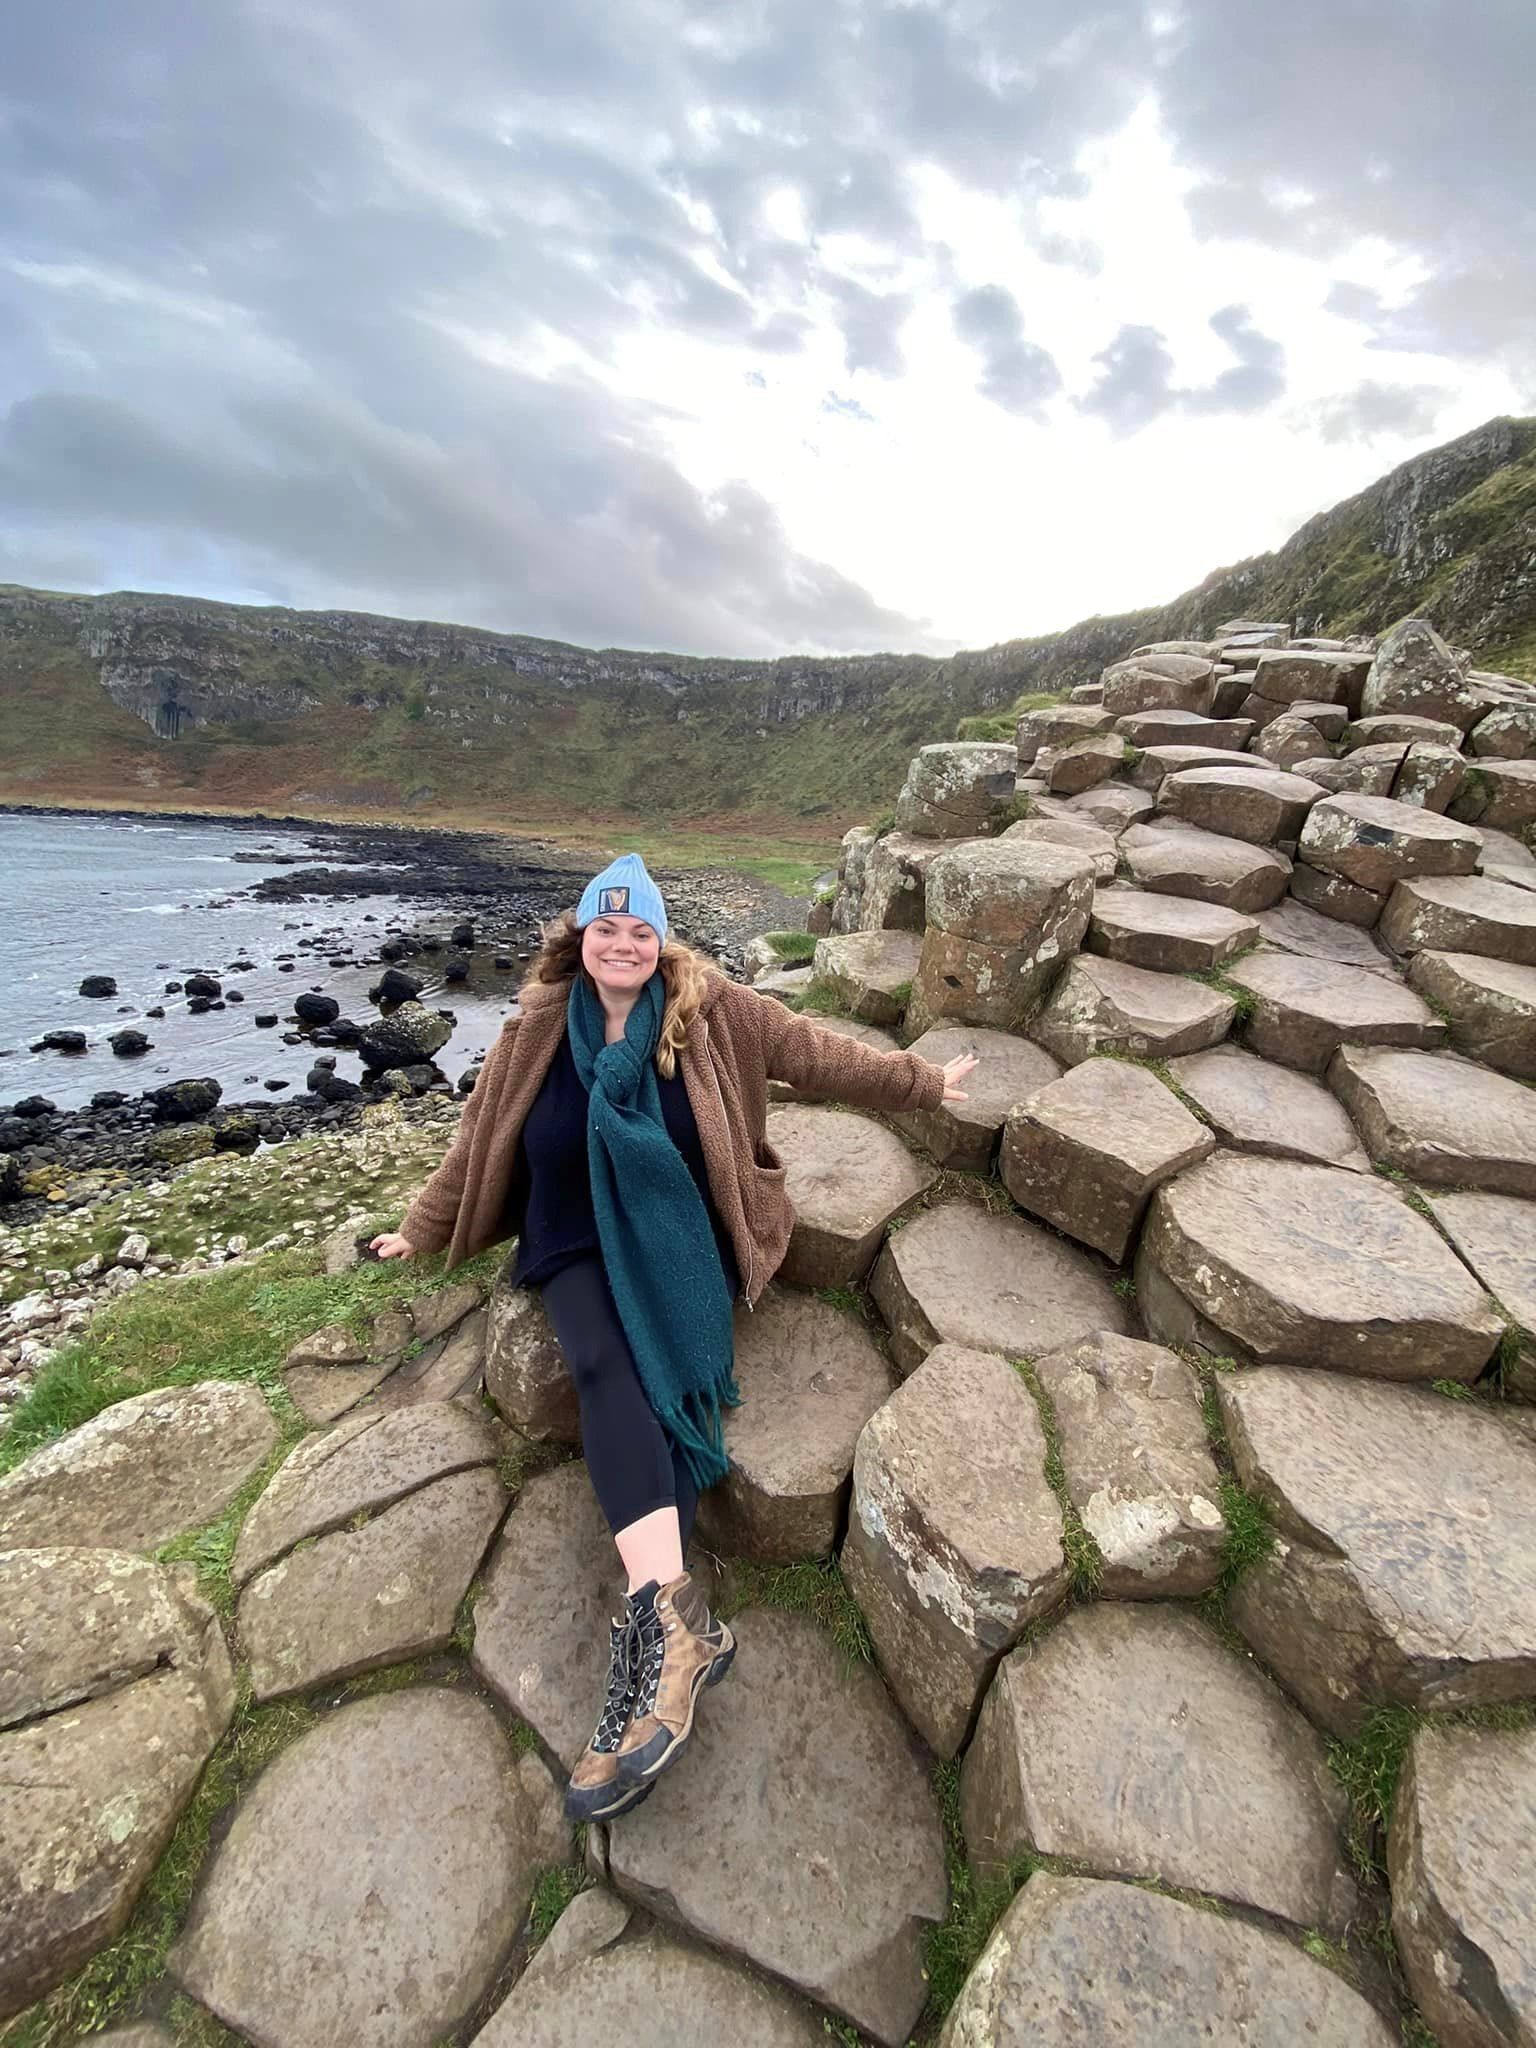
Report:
1328,1044,1536,1196
892,1024,1061,1171
894,741,1017,838
1029,954,1235,1065
1225,951,1444,1072
1380,874,1536,965
1298,792,1480,899
810,929,923,1026
906,838,1096,1036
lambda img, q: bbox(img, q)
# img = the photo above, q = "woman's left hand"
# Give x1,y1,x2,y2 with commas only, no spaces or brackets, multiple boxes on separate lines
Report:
939,1051,979,1101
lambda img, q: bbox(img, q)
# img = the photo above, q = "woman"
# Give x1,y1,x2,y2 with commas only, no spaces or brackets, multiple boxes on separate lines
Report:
372,853,977,1823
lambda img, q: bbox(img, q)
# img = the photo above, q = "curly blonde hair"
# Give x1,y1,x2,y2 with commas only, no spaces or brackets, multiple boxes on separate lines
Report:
527,909,715,1078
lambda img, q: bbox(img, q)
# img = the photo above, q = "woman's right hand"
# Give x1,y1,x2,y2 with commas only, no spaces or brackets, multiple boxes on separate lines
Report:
370,1231,418,1260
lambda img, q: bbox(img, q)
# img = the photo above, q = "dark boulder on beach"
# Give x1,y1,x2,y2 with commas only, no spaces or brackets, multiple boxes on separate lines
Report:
255,1014,279,1027
0,1116,32,1150
35,1031,88,1054
78,974,117,997
13,1097,56,1119
294,993,341,1026
451,922,476,947
149,1078,222,1122
358,1002,452,1073
444,959,469,983
91,1091,128,1108
369,966,425,1007
110,1030,152,1057
184,973,222,998
0,1153,23,1204
309,1070,362,1104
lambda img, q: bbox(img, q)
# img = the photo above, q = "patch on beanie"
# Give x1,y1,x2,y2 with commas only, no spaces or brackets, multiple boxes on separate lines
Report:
598,885,630,914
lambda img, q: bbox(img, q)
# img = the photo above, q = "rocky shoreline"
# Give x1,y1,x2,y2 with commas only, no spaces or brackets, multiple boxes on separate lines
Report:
0,805,818,1227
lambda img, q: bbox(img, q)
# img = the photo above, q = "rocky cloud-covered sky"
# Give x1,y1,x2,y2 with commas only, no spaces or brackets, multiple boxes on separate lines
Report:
1,2,1531,657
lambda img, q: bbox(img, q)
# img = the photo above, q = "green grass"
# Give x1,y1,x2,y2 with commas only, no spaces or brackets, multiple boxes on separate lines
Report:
760,930,819,965
526,1863,592,1952
1013,1359,1104,1597
921,1758,1040,2023
1182,964,1258,1022
1329,1699,1536,1885
717,1557,874,1668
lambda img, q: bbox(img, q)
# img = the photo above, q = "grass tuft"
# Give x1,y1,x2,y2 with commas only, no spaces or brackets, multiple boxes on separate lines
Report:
717,1557,874,1668
762,930,819,966
526,1863,592,1952
1013,1359,1104,1598
921,1757,1039,2024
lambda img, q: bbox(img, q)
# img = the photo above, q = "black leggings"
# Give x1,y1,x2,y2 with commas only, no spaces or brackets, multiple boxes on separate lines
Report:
539,1253,699,1552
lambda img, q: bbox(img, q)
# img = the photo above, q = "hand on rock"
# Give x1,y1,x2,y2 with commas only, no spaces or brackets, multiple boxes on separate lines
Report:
940,1052,979,1102
370,1231,418,1260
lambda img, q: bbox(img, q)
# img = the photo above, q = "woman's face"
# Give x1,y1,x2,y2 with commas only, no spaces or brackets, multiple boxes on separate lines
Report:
581,911,661,997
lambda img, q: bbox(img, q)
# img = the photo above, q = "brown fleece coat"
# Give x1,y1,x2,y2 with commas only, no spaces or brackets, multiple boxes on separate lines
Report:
398,968,946,1305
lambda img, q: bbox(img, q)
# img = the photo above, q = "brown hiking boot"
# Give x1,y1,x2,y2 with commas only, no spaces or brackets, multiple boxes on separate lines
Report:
614,1572,735,1789
564,1599,657,1824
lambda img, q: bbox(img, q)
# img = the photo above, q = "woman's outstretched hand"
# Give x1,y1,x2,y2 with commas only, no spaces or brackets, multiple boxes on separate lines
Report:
939,1051,979,1101
370,1231,418,1260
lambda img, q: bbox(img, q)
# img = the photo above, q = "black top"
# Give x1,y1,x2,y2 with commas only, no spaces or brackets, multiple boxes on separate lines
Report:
505,1033,740,1297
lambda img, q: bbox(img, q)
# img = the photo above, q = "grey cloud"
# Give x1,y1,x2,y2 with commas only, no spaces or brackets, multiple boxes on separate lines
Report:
1079,305,1285,435
1325,281,1387,324
1078,325,1179,436
952,285,1063,416
822,275,912,379
822,393,875,422
1308,381,1450,445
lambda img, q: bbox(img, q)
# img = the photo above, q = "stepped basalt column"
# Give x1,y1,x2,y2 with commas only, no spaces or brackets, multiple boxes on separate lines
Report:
905,839,1097,1036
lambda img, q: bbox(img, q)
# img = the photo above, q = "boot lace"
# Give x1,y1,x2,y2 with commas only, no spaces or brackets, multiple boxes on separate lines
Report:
630,1598,667,1718
591,1612,642,1753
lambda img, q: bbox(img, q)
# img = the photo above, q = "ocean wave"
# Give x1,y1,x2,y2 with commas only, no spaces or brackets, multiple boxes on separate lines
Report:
125,903,186,915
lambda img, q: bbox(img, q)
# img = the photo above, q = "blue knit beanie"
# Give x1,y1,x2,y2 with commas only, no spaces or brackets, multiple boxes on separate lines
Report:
575,852,668,941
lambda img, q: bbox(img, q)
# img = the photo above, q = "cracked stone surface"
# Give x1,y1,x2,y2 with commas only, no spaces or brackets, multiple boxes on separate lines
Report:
602,1607,948,2048
1000,811,1118,879
1328,1045,1536,1196
936,1874,1395,2048
1379,874,1536,965
809,929,923,1026
892,1024,1061,1171
1034,1332,1225,1597
1407,949,1536,1078
841,1342,1066,1756
869,1201,1133,1376
0,1548,236,2018
237,1462,507,1701
485,1280,581,1442
766,1104,936,1287
1226,950,1444,1072
999,1056,1213,1261
1101,653,1217,717
1016,703,1117,762
1252,897,1394,973
0,1380,279,1554
1126,744,1255,791
894,742,1016,837
1361,617,1486,732
1422,1190,1536,1402
858,829,984,934
961,1603,1358,1931
1389,1722,1536,2048
1290,858,1388,928
472,1887,827,2046
1219,1369,1536,1735
1121,819,1292,911
1451,758,1536,833
1137,1151,1502,1381
1115,709,1255,750
1030,953,1236,1065
171,1689,539,2048
695,1284,895,1563
1164,1044,1370,1171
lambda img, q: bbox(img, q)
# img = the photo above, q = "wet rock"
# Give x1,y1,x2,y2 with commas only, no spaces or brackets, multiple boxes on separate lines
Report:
484,1283,581,1442
1380,873,1536,964
0,1380,279,1552
171,1690,539,2048
473,1889,827,2046
907,839,1096,1036
1121,819,1292,911
1035,1332,1224,1595
1227,951,1444,1071
1219,1369,1536,1734
1158,765,1323,845
962,1603,1357,1929
1165,1043,1370,1170
109,1028,152,1056
1289,856,1388,927
842,1342,1066,1756
1087,888,1259,971
767,1104,936,1286
1138,1151,1502,1381
1408,949,1536,1077
1253,896,1394,972
1361,617,1485,731
1329,1045,1536,1196
894,741,1017,838
0,1548,235,2016
1030,953,1236,1065
1389,1722,1536,2048
697,1285,894,1563
149,1076,222,1121
293,992,340,1025
937,1874,1394,2048
1000,1057,1213,1260
359,1000,452,1071
78,974,118,997
869,1202,1132,1377
892,1024,1061,1171
810,929,922,1026
368,965,426,1005
602,1608,947,2048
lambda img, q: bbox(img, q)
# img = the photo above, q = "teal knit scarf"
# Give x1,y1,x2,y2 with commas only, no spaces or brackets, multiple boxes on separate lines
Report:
566,970,740,1488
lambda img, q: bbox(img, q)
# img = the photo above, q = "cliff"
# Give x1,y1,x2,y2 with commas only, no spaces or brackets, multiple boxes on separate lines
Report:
2,415,1532,831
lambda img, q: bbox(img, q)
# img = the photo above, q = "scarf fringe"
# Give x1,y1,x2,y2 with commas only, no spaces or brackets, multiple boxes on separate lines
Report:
662,1375,742,1491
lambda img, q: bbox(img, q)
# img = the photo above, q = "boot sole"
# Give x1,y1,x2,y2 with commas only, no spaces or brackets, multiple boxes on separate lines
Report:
565,1773,656,1824
617,1636,736,1788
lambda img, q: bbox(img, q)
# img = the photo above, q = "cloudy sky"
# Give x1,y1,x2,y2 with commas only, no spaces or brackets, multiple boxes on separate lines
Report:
2,2,1531,659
